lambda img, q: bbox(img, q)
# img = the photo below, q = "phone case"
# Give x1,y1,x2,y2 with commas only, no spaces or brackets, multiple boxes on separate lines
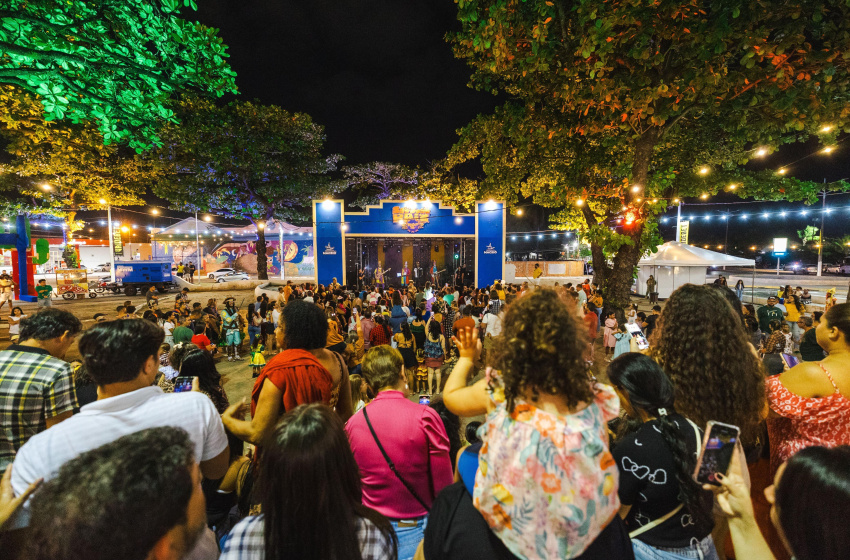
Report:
693,420,741,486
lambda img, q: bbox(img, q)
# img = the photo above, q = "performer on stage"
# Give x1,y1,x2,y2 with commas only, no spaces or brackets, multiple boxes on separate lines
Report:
414,261,424,287
374,264,388,289
430,260,439,285
454,265,464,287
357,267,366,290
401,261,410,286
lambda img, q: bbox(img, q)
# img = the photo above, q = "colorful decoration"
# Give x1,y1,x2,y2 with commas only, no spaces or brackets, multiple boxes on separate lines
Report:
392,206,430,233
0,216,36,302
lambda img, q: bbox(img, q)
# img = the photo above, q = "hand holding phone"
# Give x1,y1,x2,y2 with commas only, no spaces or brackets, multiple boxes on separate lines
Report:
694,421,741,486
625,323,650,350
173,376,197,393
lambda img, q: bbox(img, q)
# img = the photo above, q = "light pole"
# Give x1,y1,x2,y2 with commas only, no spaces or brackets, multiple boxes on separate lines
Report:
279,221,285,281
194,211,201,284
100,198,116,282
817,187,825,278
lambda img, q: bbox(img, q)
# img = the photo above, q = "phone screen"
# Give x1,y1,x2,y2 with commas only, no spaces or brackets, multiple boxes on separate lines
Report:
625,323,650,350
418,394,431,405
694,421,740,486
173,376,195,393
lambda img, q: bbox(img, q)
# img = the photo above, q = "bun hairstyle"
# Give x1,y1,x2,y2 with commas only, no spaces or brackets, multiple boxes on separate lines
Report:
607,353,711,528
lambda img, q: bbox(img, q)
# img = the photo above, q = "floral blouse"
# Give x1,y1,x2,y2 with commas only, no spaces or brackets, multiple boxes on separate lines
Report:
473,370,620,559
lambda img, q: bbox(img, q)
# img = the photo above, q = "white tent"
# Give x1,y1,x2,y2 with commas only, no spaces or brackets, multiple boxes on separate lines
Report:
637,242,756,299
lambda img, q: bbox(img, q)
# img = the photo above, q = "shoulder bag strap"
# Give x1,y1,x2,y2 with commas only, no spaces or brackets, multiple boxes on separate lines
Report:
628,419,702,539
362,407,430,512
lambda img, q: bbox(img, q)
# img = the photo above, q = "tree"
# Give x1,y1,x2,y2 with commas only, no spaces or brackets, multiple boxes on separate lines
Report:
0,0,237,150
0,87,156,231
153,98,343,279
448,0,850,305
343,162,420,208
797,225,821,246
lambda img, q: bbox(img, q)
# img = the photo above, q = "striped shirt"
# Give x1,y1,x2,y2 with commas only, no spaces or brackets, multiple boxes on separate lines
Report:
0,345,78,472
220,514,395,560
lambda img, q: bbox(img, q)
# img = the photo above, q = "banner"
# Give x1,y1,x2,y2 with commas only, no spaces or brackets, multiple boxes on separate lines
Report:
678,220,689,244
113,229,124,257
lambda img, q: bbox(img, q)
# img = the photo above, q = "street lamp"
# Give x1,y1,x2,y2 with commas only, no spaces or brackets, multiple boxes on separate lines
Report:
100,199,116,282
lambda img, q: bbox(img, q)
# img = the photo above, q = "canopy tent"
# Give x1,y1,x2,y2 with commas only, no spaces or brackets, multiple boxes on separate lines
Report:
150,217,311,243
637,241,756,299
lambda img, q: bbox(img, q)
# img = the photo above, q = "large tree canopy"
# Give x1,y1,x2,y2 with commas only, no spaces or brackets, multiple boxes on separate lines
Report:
0,87,155,230
448,0,850,305
0,0,237,150
153,98,343,279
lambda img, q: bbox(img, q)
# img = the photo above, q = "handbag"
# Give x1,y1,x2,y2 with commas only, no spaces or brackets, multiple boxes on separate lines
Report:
362,407,430,512
628,419,701,539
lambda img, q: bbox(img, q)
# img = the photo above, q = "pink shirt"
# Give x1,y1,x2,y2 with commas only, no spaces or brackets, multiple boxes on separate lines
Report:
345,390,453,519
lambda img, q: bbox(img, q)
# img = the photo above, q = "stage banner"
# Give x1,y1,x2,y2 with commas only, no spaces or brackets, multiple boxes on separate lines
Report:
314,200,345,286
345,201,475,237
476,201,505,286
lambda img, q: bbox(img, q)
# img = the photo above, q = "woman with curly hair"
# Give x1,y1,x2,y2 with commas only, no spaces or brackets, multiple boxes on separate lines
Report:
439,288,632,560
649,284,766,446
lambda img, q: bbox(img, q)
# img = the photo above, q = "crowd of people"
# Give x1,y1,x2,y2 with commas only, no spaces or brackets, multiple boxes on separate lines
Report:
1,273,849,560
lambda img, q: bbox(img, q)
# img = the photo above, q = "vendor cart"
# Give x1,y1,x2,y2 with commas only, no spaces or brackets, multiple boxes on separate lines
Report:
55,268,97,299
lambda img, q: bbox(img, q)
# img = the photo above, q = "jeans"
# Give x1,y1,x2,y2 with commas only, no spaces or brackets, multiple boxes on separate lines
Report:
37,298,51,308
247,325,261,347
389,516,427,560
631,535,719,560
735,287,744,301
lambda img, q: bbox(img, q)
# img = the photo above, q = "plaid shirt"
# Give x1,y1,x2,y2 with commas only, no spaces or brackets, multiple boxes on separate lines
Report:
0,345,78,472
220,514,395,560
369,325,392,347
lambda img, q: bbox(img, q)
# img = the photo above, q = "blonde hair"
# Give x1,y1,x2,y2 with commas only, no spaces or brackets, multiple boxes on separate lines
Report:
361,345,404,391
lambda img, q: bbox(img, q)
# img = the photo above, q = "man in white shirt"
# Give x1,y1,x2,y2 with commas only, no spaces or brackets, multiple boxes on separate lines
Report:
10,319,229,525
25,427,210,560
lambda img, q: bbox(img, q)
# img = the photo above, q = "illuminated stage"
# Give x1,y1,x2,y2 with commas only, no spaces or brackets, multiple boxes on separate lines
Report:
312,200,506,289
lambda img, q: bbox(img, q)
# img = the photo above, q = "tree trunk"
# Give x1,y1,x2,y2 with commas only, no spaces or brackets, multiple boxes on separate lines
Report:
600,130,660,310
256,226,268,280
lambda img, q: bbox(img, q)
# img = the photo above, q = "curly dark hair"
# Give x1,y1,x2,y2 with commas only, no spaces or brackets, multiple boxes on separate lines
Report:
649,284,765,444
281,299,327,349
490,288,593,412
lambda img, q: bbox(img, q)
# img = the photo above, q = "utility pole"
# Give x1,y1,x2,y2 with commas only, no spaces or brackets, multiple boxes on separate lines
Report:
105,201,116,283
194,211,201,284
817,185,825,278
676,200,683,242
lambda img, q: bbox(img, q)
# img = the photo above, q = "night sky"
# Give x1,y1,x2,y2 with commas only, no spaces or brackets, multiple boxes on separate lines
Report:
74,2,850,254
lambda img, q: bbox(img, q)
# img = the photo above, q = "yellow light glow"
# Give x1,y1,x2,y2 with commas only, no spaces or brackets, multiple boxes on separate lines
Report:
778,168,787,175
636,198,642,203
98,198,107,204
821,125,832,132
120,226,129,233
822,146,834,154
704,245,709,248
700,193,708,199
728,184,737,190
756,148,768,157
151,209,159,215
673,198,680,203
576,199,584,206
258,222,265,229
791,245,798,249
203,215,212,222
652,198,658,203
750,246,757,251
340,224,348,231
814,244,821,248
631,185,641,193
517,209,523,216
699,167,709,175
88,228,94,232
41,184,52,191
717,245,723,249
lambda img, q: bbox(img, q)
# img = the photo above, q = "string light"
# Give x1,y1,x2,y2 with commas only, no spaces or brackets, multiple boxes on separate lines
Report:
778,168,787,175
700,193,708,199
576,198,584,206
822,146,834,154
699,167,710,175
821,125,833,132
756,147,768,157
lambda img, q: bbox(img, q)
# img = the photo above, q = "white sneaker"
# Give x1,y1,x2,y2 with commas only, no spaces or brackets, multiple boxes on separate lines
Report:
228,356,233,362
235,353,242,360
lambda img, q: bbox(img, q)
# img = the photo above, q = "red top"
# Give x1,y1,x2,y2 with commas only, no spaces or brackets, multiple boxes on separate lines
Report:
191,334,211,351
766,363,850,473
251,349,333,417
345,391,454,519
369,325,392,347
583,311,598,341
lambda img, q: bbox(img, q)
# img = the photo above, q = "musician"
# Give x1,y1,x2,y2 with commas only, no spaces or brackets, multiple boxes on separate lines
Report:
357,267,366,290
374,264,388,289
401,261,410,286
430,260,439,284
413,261,424,287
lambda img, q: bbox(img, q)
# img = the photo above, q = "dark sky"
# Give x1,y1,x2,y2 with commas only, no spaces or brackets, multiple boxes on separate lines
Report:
194,0,496,167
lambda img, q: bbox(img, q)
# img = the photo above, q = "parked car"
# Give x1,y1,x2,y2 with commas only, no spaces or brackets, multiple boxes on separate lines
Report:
786,262,819,274
91,263,110,272
207,267,237,280
215,271,250,283
824,263,841,274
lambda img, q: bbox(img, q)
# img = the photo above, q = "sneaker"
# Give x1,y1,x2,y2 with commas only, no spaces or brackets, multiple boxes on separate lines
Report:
234,353,242,360
228,356,233,362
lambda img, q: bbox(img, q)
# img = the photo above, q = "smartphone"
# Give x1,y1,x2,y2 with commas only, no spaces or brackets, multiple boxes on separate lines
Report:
418,394,431,405
173,376,196,393
625,323,650,350
693,421,741,486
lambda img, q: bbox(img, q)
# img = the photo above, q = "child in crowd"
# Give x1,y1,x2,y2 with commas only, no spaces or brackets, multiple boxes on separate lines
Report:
249,337,265,378
612,323,632,359
602,311,617,358
781,322,794,354
8,306,25,342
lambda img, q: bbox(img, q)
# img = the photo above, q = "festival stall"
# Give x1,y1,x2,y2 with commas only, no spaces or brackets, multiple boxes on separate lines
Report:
637,241,756,299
